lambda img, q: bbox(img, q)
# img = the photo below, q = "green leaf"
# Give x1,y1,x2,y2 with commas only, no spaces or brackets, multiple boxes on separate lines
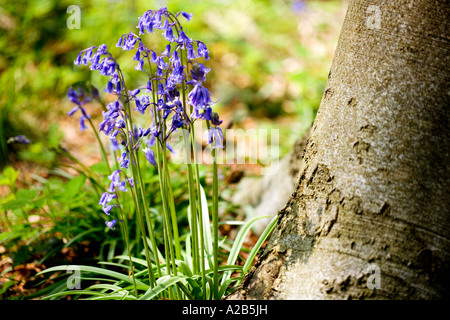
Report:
218,277,243,299
221,215,272,284
16,188,38,201
63,175,86,202
90,162,110,176
242,215,277,275
47,124,63,149
37,265,148,289
0,280,15,295
0,166,18,186
2,199,27,210
138,275,187,300
63,228,102,248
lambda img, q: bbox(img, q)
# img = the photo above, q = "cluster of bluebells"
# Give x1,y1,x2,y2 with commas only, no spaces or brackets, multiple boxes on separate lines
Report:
67,86,92,131
68,7,223,230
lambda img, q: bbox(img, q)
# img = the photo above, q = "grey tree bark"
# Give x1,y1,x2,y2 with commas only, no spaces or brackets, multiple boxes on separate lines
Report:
227,0,450,299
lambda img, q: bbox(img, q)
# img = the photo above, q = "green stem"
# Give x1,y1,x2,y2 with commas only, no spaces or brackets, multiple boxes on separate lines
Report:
212,147,219,299
175,43,200,276
115,196,139,297
161,140,182,299
163,164,181,260
129,169,156,287
117,71,156,288
185,149,199,274
205,120,220,299
134,150,163,278
190,127,207,299
87,117,111,172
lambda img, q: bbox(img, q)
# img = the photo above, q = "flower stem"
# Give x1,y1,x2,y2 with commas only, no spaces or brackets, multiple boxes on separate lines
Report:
206,120,219,299
190,126,207,299
115,195,139,297
212,147,219,299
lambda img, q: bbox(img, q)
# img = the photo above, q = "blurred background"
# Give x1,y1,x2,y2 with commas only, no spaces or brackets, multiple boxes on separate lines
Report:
0,0,348,298
0,0,347,171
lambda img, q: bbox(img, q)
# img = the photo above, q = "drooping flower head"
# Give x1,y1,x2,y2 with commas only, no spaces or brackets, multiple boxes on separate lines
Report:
67,86,92,131
105,219,118,230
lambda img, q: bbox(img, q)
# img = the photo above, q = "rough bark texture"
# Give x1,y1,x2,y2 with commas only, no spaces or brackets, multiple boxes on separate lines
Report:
227,0,450,300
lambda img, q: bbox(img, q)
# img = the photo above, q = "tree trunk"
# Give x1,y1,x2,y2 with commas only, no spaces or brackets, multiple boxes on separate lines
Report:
227,0,450,300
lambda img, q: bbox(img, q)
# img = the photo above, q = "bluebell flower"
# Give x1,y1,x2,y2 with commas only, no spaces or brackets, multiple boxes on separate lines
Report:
161,19,176,42
105,219,118,230
177,31,192,48
210,111,223,126
99,192,118,216
147,131,156,148
156,55,169,70
133,49,141,62
117,33,140,51
79,114,89,131
143,147,156,167
107,170,120,192
129,88,141,99
162,44,172,57
137,8,170,35
98,44,108,54
137,11,154,35
67,86,91,107
99,192,117,207
146,80,153,92
117,180,128,192
188,84,212,109
135,95,150,114
166,142,175,154
187,43,196,60
170,112,185,132
74,51,83,65
118,152,130,169
177,11,193,21
188,63,210,85
99,59,117,76
110,137,120,151
102,204,117,215
196,41,209,60
205,127,224,149
67,86,92,131
150,50,158,63
137,59,145,70
99,100,125,137
74,45,118,79
152,10,163,28
76,47,93,66
105,80,114,94
7,135,30,144
157,83,165,96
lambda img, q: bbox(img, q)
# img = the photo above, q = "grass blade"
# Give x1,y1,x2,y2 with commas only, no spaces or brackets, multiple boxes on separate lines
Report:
138,275,187,300
221,215,271,284
37,265,148,288
242,215,277,275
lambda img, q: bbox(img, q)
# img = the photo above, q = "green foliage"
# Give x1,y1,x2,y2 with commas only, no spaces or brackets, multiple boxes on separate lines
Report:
33,214,273,300
0,0,342,164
